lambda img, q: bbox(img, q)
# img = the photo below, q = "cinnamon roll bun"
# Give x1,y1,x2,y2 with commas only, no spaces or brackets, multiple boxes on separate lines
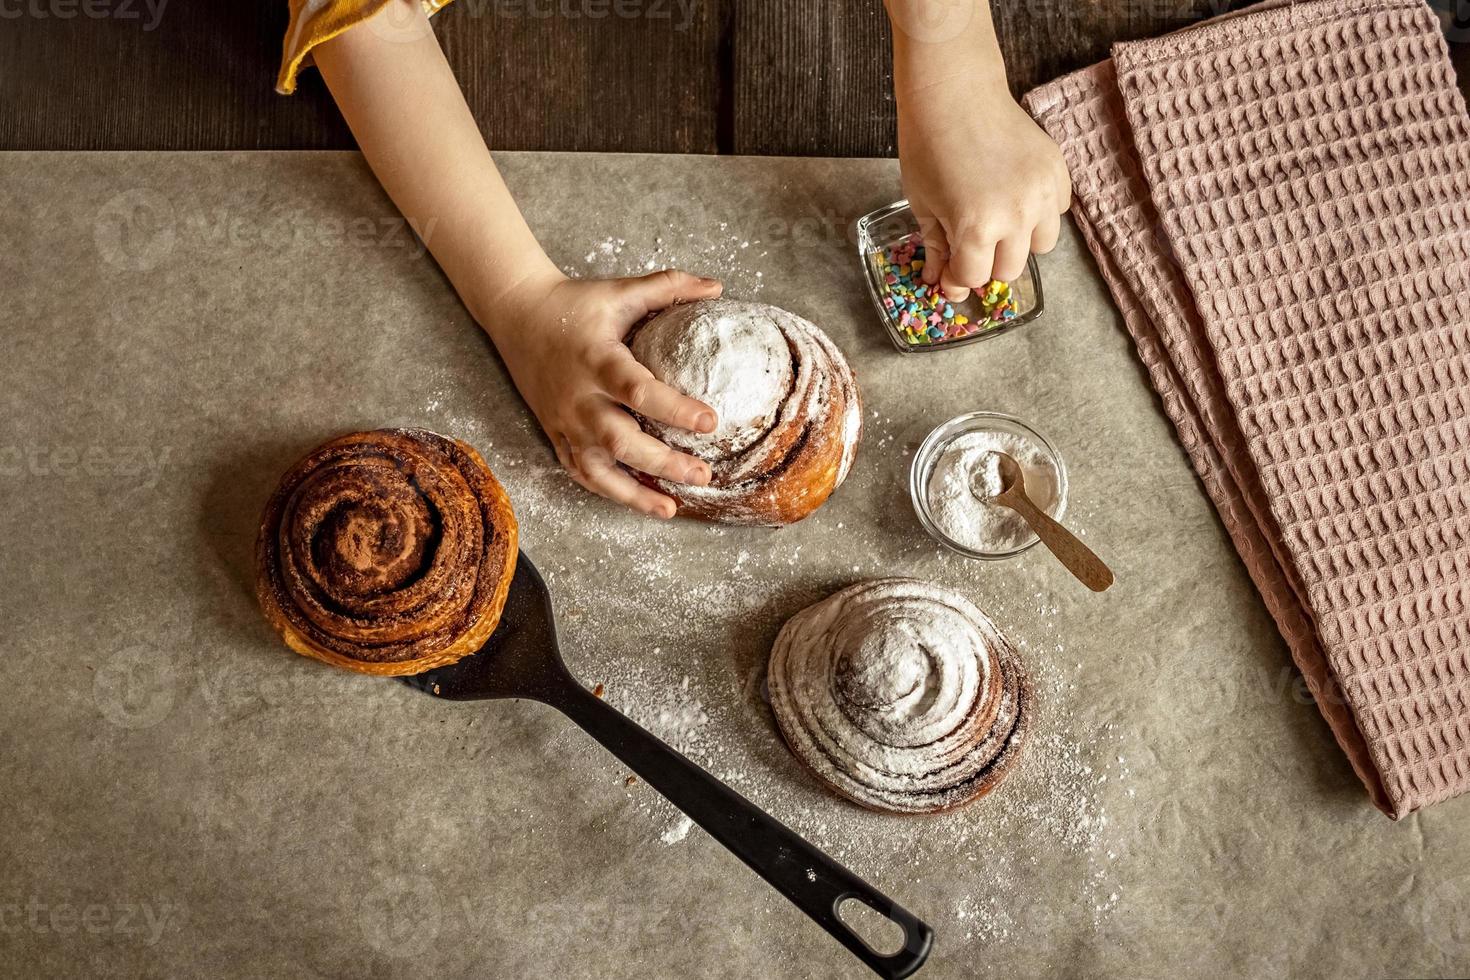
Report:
255,428,518,676
767,578,1032,814
628,299,862,526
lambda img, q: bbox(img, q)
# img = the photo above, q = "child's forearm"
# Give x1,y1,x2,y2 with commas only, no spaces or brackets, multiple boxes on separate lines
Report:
881,0,1069,297
885,0,1008,100
314,5,560,335
313,2,723,517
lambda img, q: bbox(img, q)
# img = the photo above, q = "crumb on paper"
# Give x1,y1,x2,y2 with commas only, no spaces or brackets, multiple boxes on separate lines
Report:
660,815,694,845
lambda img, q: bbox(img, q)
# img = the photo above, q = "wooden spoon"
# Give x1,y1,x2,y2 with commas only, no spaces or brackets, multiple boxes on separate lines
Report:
989,452,1114,592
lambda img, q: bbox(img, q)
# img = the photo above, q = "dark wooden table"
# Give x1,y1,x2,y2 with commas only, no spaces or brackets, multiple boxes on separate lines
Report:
2,1,1468,153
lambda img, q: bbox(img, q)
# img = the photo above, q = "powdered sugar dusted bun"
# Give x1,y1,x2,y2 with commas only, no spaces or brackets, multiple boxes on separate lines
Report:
629,298,862,526
768,578,1032,814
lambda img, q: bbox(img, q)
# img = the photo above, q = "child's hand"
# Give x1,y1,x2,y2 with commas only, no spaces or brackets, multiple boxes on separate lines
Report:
897,82,1071,303
488,269,724,518
317,13,716,519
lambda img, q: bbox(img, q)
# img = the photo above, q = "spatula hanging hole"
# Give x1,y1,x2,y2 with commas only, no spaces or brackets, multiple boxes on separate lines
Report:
837,897,906,956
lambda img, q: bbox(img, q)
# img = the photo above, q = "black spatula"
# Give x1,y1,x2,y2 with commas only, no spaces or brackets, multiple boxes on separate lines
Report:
401,551,933,978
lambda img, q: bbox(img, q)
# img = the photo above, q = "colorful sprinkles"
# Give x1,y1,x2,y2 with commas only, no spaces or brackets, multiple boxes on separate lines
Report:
873,236,1021,346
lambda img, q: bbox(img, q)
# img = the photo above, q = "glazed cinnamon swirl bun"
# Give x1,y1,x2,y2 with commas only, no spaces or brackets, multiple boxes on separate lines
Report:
628,299,862,526
768,578,1032,814
255,428,518,676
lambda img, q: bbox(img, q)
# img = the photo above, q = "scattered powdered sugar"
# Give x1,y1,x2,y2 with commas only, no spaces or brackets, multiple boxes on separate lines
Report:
927,429,1061,553
566,232,769,297
415,386,1127,955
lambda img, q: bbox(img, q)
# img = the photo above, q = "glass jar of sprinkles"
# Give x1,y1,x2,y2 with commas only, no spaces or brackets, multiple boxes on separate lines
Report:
856,200,1044,353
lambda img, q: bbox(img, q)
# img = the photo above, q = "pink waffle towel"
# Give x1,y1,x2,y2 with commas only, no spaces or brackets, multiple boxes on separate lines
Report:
1025,0,1470,817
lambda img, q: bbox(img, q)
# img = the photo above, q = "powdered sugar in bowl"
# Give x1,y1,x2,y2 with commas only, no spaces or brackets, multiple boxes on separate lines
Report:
910,412,1069,560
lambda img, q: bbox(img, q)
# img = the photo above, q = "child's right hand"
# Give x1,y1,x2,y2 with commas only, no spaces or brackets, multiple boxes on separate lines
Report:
485,269,724,519
897,83,1070,304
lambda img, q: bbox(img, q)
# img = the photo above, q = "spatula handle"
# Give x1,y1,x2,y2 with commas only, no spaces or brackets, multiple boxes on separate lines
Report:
543,679,933,979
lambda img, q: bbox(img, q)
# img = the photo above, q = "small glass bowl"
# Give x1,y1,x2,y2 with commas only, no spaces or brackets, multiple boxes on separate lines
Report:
856,200,1045,353
910,411,1069,560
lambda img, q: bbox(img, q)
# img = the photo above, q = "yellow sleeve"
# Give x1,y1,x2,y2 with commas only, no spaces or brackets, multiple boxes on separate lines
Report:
277,0,456,95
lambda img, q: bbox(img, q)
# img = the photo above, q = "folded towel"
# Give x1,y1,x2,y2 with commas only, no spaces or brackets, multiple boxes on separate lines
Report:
1025,0,1470,817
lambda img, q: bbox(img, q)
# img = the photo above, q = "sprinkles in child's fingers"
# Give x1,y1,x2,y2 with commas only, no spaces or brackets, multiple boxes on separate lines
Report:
874,236,1020,347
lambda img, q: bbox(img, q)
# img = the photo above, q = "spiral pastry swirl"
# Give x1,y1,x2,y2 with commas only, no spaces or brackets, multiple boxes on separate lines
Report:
768,578,1032,813
255,428,518,676
629,299,862,526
